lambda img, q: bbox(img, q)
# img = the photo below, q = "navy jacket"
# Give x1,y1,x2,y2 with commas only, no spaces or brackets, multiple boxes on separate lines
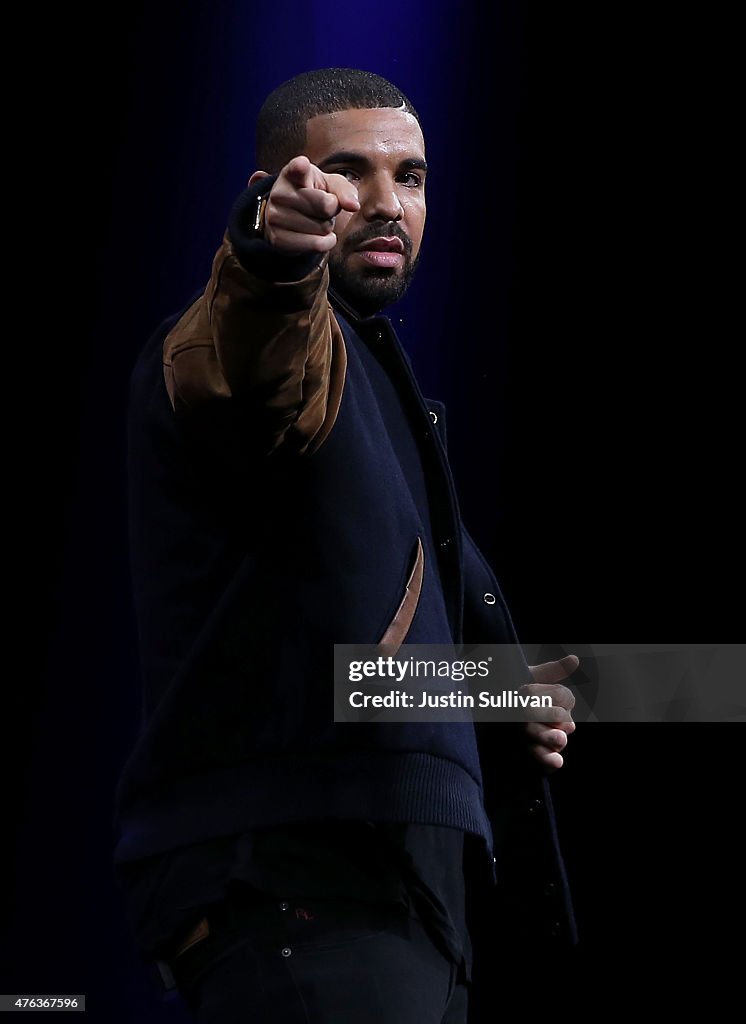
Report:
113,183,577,943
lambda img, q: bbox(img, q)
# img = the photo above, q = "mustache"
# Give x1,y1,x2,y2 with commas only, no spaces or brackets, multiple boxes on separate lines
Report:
342,223,413,257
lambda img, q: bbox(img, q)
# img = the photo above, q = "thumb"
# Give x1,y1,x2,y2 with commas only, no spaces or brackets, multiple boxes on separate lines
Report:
528,654,580,684
323,171,361,214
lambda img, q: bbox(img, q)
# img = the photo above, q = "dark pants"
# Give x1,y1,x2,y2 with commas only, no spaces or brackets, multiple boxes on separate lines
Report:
165,888,468,1023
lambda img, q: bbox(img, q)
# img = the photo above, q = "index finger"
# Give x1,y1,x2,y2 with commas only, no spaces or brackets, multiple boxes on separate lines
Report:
282,155,316,189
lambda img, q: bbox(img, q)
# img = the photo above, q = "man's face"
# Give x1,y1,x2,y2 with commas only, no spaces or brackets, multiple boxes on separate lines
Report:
303,107,427,315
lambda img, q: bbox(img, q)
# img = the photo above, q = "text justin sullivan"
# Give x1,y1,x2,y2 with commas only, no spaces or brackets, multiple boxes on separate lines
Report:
348,690,554,709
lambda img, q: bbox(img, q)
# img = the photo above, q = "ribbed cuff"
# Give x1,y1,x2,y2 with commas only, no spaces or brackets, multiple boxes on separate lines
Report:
113,749,496,884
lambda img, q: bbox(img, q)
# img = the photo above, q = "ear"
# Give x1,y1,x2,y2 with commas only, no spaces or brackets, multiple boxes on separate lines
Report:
248,170,271,186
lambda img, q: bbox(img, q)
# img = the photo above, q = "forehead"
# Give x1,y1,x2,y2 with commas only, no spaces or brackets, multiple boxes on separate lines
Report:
303,107,425,164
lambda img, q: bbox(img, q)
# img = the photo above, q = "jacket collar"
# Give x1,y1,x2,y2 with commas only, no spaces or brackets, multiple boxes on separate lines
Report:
328,285,387,327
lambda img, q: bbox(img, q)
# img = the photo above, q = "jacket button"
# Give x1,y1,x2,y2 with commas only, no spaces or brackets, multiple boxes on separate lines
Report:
439,537,452,550
543,882,557,897
528,798,543,814
429,410,438,424
279,901,289,911
281,947,293,957
483,592,496,605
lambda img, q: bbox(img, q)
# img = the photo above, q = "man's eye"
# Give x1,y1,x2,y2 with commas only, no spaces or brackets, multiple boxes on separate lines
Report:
399,172,423,188
338,169,360,183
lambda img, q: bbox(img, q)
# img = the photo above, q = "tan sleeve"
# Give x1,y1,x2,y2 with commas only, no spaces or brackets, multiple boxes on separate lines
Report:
162,233,347,456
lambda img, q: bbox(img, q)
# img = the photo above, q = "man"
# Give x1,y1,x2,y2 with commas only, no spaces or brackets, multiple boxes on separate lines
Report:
113,68,577,1023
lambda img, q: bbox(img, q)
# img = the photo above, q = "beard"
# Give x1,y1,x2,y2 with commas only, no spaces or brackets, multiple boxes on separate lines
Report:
328,222,420,317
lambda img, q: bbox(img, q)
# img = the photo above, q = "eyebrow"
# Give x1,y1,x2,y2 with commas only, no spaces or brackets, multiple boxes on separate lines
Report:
317,150,428,173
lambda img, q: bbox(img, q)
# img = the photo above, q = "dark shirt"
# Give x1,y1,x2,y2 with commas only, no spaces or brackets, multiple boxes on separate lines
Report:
116,821,480,984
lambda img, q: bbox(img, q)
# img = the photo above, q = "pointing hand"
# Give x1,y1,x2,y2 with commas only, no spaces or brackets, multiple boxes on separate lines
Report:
263,155,360,253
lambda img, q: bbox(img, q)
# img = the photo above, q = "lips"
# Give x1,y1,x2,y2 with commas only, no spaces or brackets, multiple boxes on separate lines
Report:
356,237,405,254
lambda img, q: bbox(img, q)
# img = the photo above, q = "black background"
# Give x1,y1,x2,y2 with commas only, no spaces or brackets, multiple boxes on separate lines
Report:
6,1,740,1018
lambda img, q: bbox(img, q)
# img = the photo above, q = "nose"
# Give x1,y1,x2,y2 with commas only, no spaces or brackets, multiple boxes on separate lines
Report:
359,174,403,223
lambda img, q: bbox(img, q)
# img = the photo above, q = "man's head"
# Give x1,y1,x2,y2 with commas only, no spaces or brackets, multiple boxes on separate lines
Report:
254,69,427,315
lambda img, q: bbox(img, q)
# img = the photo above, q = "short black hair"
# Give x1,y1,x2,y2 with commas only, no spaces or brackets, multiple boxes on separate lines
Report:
256,68,420,173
